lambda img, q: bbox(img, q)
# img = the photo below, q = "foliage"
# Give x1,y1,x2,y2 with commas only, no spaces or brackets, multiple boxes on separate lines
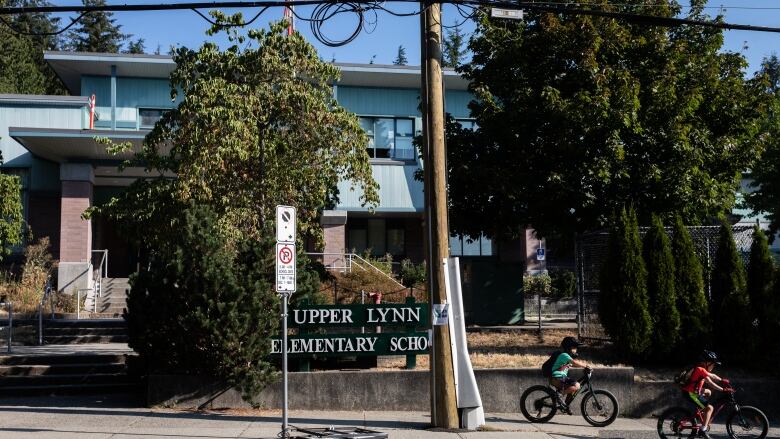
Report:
671,216,710,355
746,54,780,238
642,215,680,359
66,0,129,53
0,0,66,95
523,273,551,297
0,237,55,313
599,206,652,359
124,38,146,54
0,165,23,261
393,45,408,66
448,2,769,241
746,225,775,358
399,258,426,288
329,268,408,304
442,27,467,68
711,219,752,361
549,268,576,300
92,19,378,246
125,205,281,403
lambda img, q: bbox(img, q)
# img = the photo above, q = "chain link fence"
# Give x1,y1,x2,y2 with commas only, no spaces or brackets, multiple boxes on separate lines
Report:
575,225,755,341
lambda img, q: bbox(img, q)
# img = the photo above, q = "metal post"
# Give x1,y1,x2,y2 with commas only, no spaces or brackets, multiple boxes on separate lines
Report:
537,293,542,334
7,303,12,354
77,290,81,320
38,302,43,346
281,293,289,438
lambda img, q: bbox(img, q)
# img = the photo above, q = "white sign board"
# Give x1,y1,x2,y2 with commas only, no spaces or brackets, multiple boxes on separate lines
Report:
491,8,524,20
276,243,296,293
276,205,296,244
432,303,450,326
536,248,546,261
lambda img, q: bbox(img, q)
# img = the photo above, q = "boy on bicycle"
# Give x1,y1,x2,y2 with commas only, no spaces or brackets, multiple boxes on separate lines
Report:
551,336,590,412
682,350,726,438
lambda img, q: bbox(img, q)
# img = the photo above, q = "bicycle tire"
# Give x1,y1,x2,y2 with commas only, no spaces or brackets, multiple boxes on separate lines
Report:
520,385,558,423
657,406,696,439
580,389,619,427
726,406,769,439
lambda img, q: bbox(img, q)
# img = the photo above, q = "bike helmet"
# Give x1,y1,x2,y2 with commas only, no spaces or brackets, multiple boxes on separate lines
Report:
701,350,722,366
560,336,582,350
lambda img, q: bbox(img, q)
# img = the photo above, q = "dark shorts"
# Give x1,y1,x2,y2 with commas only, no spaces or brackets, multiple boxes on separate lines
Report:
552,377,577,389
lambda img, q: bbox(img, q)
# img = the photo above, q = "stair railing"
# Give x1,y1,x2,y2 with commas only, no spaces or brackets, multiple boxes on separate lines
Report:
91,250,108,314
38,278,54,346
305,252,404,288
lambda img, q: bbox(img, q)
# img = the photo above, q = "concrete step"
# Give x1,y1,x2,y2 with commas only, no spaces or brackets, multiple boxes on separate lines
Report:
44,319,126,328
0,362,126,376
0,372,131,387
42,327,127,336
43,335,128,344
0,382,139,397
0,354,128,366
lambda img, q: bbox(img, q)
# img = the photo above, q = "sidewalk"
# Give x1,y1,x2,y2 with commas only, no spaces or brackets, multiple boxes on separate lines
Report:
0,394,775,439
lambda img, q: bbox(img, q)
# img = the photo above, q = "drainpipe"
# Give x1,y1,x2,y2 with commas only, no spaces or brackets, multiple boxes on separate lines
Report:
111,65,117,131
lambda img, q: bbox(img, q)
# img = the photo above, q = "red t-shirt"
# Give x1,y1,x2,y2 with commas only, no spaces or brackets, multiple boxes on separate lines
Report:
681,366,710,393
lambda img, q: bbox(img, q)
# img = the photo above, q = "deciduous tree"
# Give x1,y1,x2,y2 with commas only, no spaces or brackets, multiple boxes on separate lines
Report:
0,153,24,261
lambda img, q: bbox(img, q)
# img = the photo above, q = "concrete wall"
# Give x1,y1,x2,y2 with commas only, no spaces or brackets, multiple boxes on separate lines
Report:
148,369,780,421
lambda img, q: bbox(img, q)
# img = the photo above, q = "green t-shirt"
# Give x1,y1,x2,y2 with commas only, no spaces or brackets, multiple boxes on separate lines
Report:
551,352,573,378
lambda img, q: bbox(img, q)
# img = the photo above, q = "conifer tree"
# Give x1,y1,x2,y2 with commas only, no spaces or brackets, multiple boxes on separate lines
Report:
747,225,775,357
711,220,752,360
66,0,129,53
642,215,680,359
671,216,710,354
124,38,145,54
442,27,466,67
393,45,408,66
600,206,653,359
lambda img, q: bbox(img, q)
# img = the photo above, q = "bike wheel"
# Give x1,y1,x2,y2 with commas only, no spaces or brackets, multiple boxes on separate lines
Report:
580,389,619,427
520,385,558,423
726,406,769,439
657,407,696,439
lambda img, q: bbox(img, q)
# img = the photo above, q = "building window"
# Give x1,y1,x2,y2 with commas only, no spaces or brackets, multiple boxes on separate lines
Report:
139,108,168,128
348,218,406,257
360,117,416,160
455,119,478,131
450,234,493,257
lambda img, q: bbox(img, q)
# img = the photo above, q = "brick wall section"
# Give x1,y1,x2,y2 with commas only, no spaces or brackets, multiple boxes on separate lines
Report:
59,181,92,263
524,228,546,273
27,192,61,259
322,223,345,267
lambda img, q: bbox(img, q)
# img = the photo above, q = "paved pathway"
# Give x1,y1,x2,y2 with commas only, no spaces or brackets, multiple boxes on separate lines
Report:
0,394,777,438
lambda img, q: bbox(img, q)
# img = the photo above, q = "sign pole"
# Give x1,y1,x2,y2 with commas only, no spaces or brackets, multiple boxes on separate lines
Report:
275,205,297,439
281,292,289,438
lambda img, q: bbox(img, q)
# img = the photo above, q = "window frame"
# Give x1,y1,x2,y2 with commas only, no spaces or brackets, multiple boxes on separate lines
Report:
359,115,417,161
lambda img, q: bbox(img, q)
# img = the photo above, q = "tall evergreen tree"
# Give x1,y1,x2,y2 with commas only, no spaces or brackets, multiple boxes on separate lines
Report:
66,0,129,53
600,206,653,359
671,216,710,354
124,38,145,54
642,215,680,359
442,27,466,67
711,220,752,361
747,225,775,357
393,45,408,66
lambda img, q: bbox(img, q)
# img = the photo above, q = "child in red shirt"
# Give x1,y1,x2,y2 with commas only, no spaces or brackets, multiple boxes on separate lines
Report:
682,350,725,437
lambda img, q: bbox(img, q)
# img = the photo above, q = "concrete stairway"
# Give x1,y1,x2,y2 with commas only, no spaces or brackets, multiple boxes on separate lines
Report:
96,278,130,317
0,353,138,396
43,319,128,345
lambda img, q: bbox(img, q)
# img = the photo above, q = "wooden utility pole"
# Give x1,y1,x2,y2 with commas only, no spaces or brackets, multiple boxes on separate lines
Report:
421,0,459,429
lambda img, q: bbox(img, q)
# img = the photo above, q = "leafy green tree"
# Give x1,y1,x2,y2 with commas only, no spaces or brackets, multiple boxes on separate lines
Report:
711,220,752,361
66,0,129,53
448,2,768,242
671,216,710,354
0,153,24,261
600,206,652,359
393,45,408,66
642,215,680,359
746,55,780,237
95,17,378,244
442,27,466,68
125,205,282,402
124,38,145,54
746,225,775,357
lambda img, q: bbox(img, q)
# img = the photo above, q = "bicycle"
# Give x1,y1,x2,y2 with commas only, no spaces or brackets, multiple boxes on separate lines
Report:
657,378,769,439
520,367,619,427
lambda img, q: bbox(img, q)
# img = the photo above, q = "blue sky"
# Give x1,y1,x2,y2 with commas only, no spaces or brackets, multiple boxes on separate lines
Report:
51,1,780,73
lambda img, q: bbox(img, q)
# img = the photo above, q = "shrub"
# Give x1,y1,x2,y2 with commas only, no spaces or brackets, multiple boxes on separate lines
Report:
711,219,752,361
549,269,576,300
0,237,56,314
671,216,710,356
600,206,653,360
747,225,774,358
0,170,23,261
642,215,680,359
125,205,281,403
399,259,426,288
523,273,552,297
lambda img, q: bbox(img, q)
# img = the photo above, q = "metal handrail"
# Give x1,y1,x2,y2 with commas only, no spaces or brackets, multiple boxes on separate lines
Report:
91,250,108,314
37,278,54,346
1,301,13,354
306,252,404,288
